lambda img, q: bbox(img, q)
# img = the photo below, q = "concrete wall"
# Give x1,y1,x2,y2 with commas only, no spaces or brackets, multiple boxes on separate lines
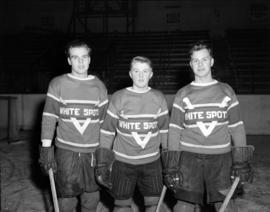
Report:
0,94,269,135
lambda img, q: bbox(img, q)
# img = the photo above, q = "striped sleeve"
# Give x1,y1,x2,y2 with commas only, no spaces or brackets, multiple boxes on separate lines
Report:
157,93,169,149
225,84,247,146
97,79,109,124
100,93,119,149
41,78,60,147
168,92,185,150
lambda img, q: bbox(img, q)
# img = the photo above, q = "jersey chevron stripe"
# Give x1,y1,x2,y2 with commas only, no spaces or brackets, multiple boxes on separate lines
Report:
59,99,100,104
47,93,60,102
116,128,159,138
158,110,169,116
183,96,231,109
107,110,119,119
183,121,228,128
43,112,59,119
173,103,185,112
119,113,159,118
180,141,231,149
228,101,239,110
100,129,116,136
61,118,99,123
57,137,99,147
169,123,184,130
114,150,159,159
70,118,91,135
196,121,218,137
99,99,109,107
228,121,243,128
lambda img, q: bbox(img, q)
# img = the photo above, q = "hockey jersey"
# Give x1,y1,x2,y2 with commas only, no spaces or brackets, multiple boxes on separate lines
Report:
100,87,169,165
168,80,246,154
41,73,108,153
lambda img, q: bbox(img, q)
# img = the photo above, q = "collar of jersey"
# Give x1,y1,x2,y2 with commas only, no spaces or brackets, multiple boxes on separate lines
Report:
67,73,95,81
190,80,218,87
126,87,151,93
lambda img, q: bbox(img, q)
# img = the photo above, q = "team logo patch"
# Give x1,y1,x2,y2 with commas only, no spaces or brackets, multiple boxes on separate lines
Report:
196,121,217,137
131,132,152,149
71,117,91,135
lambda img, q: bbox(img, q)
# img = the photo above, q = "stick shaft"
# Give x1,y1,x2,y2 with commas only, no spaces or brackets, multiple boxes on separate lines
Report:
49,169,60,212
219,177,240,212
156,186,167,212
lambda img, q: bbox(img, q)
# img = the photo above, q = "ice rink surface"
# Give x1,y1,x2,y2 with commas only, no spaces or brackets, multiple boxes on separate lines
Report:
1,133,270,212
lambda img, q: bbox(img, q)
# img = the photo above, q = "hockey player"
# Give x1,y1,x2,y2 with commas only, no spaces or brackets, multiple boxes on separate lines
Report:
163,41,254,212
39,40,108,212
95,56,169,212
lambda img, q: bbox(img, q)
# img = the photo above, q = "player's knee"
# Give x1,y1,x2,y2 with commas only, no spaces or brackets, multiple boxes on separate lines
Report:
80,191,100,212
144,196,160,212
173,200,195,212
58,197,77,212
113,198,133,212
144,196,159,206
114,198,132,207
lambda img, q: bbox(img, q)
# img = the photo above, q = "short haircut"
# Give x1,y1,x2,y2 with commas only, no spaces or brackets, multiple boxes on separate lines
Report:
189,40,213,58
65,39,92,57
130,56,153,70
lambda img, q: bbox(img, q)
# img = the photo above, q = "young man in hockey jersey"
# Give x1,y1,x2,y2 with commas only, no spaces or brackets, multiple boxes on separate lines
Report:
39,40,108,212
95,56,169,212
163,41,254,212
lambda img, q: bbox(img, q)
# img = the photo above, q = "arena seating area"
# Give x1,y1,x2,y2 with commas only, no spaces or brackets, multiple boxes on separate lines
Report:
1,29,269,94
104,30,210,93
227,29,270,94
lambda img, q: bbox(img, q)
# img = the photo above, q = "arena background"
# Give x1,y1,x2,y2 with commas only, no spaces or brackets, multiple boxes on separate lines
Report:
0,0,270,211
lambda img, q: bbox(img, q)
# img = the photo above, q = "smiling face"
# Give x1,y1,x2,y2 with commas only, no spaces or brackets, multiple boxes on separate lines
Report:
67,46,91,78
190,48,214,83
129,61,153,91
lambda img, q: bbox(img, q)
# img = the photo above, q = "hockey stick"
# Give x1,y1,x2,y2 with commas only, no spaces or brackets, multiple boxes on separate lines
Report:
155,186,167,212
48,168,60,212
218,176,240,212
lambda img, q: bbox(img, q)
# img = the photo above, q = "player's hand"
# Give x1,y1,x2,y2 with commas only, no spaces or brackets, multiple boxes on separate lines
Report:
161,150,183,191
39,146,57,174
231,162,253,195
95,165,113,189
164,170,183,191
231,162,253,184
94,147,115,189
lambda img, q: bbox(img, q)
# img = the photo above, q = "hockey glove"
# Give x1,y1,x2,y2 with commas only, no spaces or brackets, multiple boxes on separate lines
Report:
231,145,254,194
161,150,183,192
95,147,115,189
39,146,57,174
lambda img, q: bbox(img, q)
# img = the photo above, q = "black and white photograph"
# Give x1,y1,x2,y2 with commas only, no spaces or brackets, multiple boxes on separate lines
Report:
0,0,269,211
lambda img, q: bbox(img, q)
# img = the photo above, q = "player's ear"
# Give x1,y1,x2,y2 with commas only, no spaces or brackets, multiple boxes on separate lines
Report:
189,60,193,69
211,58,214,67
129,70,133,79
150,71,153,79
67,57,71,65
